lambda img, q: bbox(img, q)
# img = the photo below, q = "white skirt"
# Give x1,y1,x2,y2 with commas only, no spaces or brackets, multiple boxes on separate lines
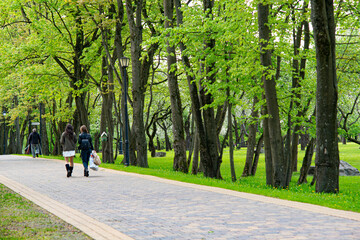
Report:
63,150,76,157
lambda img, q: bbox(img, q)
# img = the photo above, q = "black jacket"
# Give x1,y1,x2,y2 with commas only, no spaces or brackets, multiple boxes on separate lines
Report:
78,133,94,151
28,132,41,144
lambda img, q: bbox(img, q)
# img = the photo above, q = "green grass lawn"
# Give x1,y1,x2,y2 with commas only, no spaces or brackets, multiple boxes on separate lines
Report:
0,184,92,239
39,143,360,213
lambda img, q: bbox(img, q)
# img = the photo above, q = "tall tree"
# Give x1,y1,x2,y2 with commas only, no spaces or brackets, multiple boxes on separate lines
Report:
174,0,221,178
311,0,339,193
164,0,188,173
258,2,289,188
242,96,258,177
125,0,159,167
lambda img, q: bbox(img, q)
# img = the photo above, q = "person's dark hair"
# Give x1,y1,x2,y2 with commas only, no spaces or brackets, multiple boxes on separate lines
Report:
65,124,74,139
80,125,88,133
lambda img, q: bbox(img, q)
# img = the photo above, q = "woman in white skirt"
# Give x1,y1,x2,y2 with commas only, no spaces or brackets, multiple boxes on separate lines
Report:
60,124,77,177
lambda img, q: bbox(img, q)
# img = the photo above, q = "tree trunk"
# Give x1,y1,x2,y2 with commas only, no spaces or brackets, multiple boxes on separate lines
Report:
93,131,100,152
129,124,137,166
125,0,159,168
191,130,200,175
164,127,171,151
258,2,288,188
8,126,15,154
228,100,236,182
40,102,49,155
100,55,115,163
20,118,27,154
187,113,195,167
298,137,316,184
15,117,21,154
311,0,339,193
233,115,241,149
164,0,188,173
300,130,309,150
242,96,258,177
184,113,192,150
147,118,157,158
156,136,161,150
174,0,220,178
263,103,273,186
14,96,22,154
251,133,264,176
70,9,90,128
125,0,146,167
290,9,310,173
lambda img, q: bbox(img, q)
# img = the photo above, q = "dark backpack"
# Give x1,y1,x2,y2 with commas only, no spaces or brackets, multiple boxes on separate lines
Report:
80,135,90,150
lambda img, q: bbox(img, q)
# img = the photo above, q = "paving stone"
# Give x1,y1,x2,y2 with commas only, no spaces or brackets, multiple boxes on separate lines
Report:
0,155,360,240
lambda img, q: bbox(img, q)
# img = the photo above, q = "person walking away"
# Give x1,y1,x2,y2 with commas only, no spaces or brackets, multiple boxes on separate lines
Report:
78,125,94,177
28,128,41,158
60,124,77,177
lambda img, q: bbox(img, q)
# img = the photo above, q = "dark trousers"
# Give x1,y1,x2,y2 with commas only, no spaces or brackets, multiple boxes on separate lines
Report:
81,150,91,170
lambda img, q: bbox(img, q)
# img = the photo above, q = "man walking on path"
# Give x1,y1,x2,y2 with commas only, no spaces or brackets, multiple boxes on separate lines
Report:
28,128,41,158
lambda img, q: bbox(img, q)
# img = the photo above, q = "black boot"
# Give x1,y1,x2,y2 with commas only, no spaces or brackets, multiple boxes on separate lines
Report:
69,166,73,177
65,164,71,178
84,169,89,177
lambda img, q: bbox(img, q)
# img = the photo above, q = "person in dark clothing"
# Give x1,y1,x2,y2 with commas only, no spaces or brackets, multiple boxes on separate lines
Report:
28,128,41,158
78,125,94,177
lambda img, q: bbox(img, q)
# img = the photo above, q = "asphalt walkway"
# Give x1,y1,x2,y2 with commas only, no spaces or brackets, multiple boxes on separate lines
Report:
1,155,359,240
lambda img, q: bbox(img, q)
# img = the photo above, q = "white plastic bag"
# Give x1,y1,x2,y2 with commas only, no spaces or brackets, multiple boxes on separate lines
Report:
89,154,99,171
92,150,101,165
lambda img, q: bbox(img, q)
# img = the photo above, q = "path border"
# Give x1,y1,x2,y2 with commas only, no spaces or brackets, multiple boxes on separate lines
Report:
101,168,360,222
2,155,360,240
0,175,134,240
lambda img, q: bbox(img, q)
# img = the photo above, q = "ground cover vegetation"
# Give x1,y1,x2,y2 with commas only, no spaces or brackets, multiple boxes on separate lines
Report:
0,0,359,196
0,184,92,239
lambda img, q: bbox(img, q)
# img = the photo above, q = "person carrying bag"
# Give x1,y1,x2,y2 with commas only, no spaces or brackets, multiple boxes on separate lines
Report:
78,125,94,177
28,128,41,158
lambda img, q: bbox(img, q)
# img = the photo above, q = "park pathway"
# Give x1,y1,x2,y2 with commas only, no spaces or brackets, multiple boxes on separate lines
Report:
0,155,360,240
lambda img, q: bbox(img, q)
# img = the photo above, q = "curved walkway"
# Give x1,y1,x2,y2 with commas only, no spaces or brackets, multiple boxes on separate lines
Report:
0,155,359,240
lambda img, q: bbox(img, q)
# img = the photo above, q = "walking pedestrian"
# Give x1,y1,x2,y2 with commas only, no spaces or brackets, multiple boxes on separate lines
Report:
78,125,94,177
60,124,77,177
28,128,41,158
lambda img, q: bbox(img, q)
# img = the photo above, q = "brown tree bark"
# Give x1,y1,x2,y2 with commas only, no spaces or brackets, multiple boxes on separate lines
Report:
262,101,273,186
311,0,339,193
199,0,222,179
191,129,200,175
146,114,158,158
258,3,288,188
298,137,316,184
100,56,115,164
233,115,241,149
251,133,264,176
125,0,148,167
242,96,258,177
290,5,310,173
227,82,236,181
40,102,49,155
125,0,159,168
174,0,221,178
14,96,22,154
164,0,188,173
